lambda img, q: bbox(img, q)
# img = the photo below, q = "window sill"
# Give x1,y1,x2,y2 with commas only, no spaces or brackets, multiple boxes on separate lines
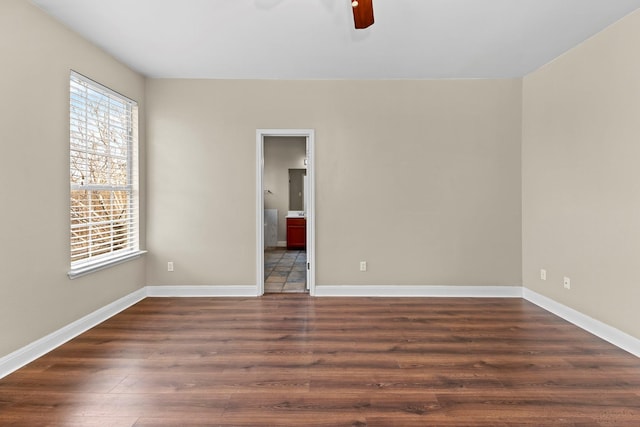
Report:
68,250,147,280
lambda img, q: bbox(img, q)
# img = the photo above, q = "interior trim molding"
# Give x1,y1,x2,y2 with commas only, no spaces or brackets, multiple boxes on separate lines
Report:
256,129,316,297
313,285,523,298
4,285,638,379
0,287,147,380
146,285,258,297
523,287,640,358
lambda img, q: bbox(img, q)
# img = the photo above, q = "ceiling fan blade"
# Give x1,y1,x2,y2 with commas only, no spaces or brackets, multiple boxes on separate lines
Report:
352,0,374,29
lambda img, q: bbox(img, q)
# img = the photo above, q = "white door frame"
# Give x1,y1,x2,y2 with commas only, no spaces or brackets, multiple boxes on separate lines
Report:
256,129,315,296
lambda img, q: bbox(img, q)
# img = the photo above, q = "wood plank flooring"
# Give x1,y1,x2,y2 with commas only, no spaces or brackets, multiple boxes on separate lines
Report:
1,295,640,426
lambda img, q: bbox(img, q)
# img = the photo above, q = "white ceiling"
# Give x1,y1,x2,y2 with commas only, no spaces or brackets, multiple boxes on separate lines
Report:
31,0,640,79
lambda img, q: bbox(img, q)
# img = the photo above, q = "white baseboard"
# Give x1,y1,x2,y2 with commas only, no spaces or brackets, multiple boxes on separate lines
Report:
146,285,258,297
314,285,523,298
0,287,147,380
276,241,287,248
523,288,640,358
3,284,638,380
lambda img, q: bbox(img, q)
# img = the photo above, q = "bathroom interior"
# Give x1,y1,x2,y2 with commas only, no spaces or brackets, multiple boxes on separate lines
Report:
263,136,308,293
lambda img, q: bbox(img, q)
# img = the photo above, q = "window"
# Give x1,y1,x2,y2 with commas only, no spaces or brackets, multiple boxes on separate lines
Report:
69,71,140,277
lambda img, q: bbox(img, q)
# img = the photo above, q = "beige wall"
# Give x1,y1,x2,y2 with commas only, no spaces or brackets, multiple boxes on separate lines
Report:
523,10,640,339
264,136,307,243
6,0,638,363
0,0,146,357
145,78,522,287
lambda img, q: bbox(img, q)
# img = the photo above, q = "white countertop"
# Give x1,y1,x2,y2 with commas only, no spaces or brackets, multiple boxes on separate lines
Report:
286,211,306,219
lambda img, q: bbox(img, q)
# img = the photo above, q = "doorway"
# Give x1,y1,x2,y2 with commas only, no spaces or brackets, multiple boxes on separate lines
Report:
256,129,315,296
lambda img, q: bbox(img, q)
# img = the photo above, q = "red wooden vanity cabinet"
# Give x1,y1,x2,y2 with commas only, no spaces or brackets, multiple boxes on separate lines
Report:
286,217,306,250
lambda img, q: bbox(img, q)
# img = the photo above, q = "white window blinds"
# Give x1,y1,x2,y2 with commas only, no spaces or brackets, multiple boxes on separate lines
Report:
69,71,139,271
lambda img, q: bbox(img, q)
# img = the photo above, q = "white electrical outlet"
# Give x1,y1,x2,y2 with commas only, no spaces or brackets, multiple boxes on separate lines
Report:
167,261,174,272
360,261,367,272
540,269,547,281
563,276,570,289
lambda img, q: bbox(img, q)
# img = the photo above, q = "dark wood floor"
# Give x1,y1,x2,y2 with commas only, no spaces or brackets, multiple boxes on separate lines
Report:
1,295,640,426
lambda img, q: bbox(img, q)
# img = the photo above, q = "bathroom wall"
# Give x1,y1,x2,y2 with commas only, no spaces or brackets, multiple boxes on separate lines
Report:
264,136,306,245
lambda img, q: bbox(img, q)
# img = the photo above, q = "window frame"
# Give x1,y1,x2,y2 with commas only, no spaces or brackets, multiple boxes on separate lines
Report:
68,71,143,279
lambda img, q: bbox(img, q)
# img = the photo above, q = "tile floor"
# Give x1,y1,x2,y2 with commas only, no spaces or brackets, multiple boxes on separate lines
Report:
264,248,307,293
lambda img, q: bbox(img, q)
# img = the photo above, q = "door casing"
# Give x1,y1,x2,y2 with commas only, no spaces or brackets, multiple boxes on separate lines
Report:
256,129,315,296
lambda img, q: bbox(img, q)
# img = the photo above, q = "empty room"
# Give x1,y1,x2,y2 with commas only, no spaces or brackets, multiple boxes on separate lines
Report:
1,0,640,425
